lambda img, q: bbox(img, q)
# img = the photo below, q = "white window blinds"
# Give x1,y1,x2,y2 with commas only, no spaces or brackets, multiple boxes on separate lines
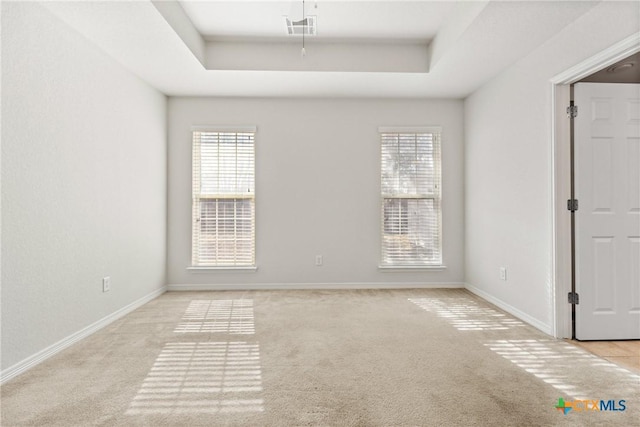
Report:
192,129,255,267
380,128,442,266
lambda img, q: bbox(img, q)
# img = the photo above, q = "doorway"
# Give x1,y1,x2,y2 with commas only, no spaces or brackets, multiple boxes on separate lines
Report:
551,34,640,340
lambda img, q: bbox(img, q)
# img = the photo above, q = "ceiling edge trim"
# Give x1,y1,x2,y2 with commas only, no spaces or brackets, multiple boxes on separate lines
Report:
551,32,640,85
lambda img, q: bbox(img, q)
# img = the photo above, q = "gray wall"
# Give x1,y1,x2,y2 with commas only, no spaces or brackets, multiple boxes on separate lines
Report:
1,2,167,370
464,0,639,334
168,97,464,288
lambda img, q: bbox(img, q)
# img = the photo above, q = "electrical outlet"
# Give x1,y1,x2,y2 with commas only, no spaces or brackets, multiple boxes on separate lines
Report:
315,255,323,266
103,276,111,293
499,267,507,281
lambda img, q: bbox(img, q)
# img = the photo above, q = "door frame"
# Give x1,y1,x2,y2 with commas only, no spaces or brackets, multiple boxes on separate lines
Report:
550,33,640,338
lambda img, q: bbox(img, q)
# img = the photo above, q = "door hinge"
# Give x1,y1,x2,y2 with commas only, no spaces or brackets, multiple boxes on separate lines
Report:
567,104,578,119
568,292,579,305
567,199,579,212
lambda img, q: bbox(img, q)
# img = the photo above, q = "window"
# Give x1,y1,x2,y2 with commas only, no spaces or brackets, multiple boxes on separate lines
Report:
192,127,255,267
380,127,442,267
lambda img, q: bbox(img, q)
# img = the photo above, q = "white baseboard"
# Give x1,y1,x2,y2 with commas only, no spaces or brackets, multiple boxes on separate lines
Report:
168,282,465,291
0,286,167,385
464,282,553,336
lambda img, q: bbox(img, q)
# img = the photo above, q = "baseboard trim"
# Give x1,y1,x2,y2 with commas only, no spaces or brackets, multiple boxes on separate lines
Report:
167,282,465,291
464,283,553,336
0,286,167,385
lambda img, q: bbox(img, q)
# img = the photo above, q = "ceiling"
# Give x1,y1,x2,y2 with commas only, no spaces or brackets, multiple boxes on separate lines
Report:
181,1,456,41
41,1,603,98
579,52,640,83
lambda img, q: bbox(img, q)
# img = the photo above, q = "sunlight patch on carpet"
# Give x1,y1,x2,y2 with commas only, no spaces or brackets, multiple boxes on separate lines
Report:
409,297,525,330
126,342,264,415
175,299,255,334
485,339,640,400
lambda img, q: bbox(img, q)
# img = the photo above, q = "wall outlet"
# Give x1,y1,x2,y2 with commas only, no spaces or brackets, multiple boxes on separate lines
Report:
499,267,507,281
103,276,111,292
315,255,323,266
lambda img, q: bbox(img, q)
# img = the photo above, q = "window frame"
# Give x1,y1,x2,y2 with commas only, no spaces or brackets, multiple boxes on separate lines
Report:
190,126,257,270
378,126,444,269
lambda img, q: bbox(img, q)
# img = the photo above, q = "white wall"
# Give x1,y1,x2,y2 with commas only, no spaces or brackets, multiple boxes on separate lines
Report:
1,3,167,371
464,1,639,334
168,98,464,288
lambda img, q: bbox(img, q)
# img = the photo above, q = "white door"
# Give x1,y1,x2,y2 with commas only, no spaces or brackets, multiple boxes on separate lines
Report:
575,82,640,340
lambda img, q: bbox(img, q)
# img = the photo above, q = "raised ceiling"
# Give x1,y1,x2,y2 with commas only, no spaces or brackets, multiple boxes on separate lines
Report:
181,1,456,41
40,1,605,98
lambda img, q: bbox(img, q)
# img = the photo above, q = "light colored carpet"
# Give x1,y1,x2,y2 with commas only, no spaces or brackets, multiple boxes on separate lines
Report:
1,289,638,426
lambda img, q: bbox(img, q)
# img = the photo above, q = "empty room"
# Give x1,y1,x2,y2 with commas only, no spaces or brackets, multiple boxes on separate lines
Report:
1,1,639,425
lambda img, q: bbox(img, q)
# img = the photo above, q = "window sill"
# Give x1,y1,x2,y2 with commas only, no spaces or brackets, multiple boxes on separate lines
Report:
187,266,258,272
378,265,447,272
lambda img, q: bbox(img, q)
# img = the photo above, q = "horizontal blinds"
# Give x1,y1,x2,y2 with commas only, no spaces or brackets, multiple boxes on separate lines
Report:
380,131,442,266
192,131,255,267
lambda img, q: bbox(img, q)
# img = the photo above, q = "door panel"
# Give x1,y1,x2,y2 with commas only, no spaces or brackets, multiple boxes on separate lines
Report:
575,82,640,340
